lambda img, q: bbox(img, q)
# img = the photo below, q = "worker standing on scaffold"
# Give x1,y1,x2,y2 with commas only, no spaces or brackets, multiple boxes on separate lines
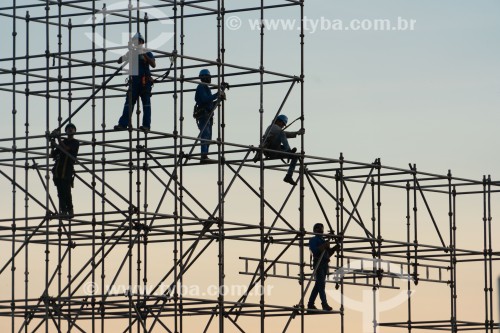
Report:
307,223,340,311
194,69,226,163
114,32,156,132
50,123,80,218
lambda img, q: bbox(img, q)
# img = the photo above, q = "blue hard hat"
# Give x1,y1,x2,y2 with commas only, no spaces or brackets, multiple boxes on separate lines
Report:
132,32,144,42
276,114,288,125
199,69,211,77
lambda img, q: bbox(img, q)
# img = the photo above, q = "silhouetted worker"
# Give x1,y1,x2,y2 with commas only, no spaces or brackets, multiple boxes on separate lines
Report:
194,69,226,163
257,114,304,185
307,223,339,311
51,123,80,218
114,32,156,132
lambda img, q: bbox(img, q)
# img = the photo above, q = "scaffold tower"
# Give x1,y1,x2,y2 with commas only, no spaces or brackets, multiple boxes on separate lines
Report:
0,1,498,332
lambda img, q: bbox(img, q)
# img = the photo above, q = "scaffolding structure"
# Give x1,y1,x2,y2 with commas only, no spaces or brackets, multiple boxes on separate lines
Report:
0,1,498,332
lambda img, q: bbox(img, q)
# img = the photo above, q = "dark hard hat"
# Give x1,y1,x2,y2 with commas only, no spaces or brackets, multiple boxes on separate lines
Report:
276,114,288,125
313,223,324,232
65,123,76,131
199,69,211,77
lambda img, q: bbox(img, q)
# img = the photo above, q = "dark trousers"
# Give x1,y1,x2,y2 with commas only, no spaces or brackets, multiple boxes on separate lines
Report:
308,264,328,305
118,81,152,128
264,147,298,177
197,115,213,155
53,178,73,213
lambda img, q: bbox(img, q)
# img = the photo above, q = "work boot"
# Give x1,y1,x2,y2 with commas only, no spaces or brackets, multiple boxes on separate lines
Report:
139,126,150,132
67,209,74,219
283,174,297,186
114,124,126,131
200,155,216,164
253,151,262,163
307,303,317,312
321,303,332,311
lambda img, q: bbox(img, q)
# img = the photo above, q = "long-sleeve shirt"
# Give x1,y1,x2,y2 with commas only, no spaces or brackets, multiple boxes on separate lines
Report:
52,138,79,180
309,235,339,268
122,50,155,77
195,83,219,114
309,235,328,261
263,124,297,151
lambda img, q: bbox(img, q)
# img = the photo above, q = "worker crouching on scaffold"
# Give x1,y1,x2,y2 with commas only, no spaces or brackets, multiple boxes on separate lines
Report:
114,32,156,132
255,114,304,185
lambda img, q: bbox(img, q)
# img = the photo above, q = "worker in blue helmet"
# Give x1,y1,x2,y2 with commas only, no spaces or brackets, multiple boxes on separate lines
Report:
256,114,304,185
194,69,226,163
50,123,80,218
114,32,156,132
307,223,339,312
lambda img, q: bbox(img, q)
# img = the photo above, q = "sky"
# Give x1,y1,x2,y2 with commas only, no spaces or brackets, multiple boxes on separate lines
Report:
0,0,499,332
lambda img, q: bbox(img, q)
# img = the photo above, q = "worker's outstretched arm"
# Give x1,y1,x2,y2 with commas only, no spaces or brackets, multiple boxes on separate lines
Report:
328,243,340,257
117,51,129,64
284,128,305,138
196,85,218,106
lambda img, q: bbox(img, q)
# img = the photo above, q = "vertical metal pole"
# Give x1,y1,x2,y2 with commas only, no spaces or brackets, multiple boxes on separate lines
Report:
374,159,381,333
24,10,30,333
339,153,345,333
335,170,340,271
56,1,63,330
259,0,265,332
133,3,142,326
91,2,97,332
299,1,305,332
376,159,381,259
11,1,17,332
217,0,226,331
412,165,418,285
127,2,133,332
142,12,149,333
448,171,457,333
100,5,107,333
483,175,489,332
487,175,494,333
405,181,412,333
452,184,457,333
371,176,377,333
67,16,73,333
175,1,182,332
44,1,50,332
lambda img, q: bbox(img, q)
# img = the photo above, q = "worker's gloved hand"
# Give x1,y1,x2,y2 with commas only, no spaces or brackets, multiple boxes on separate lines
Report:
296,128,305,136
117,56,123,64
50,129,61,139
219,91,226,100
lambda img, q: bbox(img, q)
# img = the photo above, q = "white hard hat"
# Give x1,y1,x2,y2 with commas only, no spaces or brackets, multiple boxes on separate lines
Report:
132,32,144,42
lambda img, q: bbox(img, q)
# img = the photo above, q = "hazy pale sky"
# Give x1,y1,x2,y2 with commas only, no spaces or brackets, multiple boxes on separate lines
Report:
0,1,499,332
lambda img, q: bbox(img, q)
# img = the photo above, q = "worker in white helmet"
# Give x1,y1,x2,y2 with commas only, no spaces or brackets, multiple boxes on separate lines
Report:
114,32,156,132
